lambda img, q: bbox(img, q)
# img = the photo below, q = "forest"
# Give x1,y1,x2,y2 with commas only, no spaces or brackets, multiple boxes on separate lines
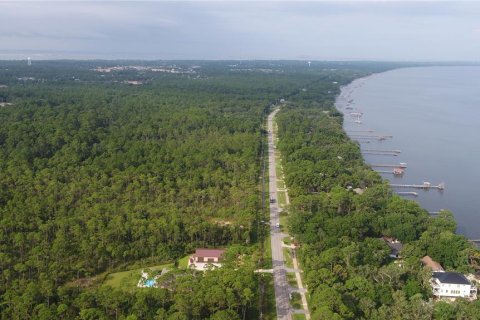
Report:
1,60,479,319
276,75,480,319
0,60,353,319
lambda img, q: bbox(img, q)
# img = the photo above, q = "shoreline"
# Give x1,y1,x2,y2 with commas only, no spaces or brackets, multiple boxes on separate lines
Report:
334,70,476,240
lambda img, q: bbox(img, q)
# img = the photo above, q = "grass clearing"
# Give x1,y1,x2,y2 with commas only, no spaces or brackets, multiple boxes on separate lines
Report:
262,273,277,320
279,211,289,233
263,233,273,269
290,292,302,310
277,191,286,207
102,262,173,291
282,236,292,246
283,247,293,269
178,255,190,269
293,313,307,320
287,272,297,288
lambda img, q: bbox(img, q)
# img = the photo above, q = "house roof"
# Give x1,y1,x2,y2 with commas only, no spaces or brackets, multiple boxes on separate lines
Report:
433,272,472,285
421,256,444,272
194,248,225,258
382,237,403,253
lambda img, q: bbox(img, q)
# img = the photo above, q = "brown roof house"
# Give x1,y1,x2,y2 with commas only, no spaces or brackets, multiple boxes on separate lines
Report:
421,256,445,272
189,248,225,270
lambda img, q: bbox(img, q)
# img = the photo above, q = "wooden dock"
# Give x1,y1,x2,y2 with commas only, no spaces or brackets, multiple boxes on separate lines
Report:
363,149,401,153
376,168,405,175
390,182,445,190
346,129,374,133
397,191,418,197
363,151,398,156
429,210,445,216
350,134,393,138
371,163,407,168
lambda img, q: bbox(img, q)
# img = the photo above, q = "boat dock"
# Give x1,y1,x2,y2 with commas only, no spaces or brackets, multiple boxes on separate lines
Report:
363,149,401,154
397,192,418,197
371,163,407,168
350,134,393,138
390,182,445,190
363,151,398,156
376,168,405,175
346,129,374,133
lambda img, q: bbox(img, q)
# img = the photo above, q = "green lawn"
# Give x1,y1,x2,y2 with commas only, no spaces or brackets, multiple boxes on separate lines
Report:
102,262,174,291
178,255,190,269
283,247,293,269
286,272,298,288
282,236,292,246
279,211,289,233
263,232,273,269
293,313,307,320
290,292,302,310
277,191,286,208
262,273,277,320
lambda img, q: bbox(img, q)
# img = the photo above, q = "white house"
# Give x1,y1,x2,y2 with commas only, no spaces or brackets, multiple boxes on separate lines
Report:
189,248,225,270
430,272,477,300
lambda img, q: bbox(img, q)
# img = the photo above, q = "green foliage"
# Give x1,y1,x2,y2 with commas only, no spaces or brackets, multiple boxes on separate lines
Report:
275,77,480,319
0,61,310,319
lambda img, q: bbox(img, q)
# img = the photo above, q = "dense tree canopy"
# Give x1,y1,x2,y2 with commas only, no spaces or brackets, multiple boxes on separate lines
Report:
2,60,477,319
276,76,480,319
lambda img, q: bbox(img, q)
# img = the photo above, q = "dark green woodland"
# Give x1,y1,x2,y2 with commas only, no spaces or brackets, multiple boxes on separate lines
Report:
0,61,478,319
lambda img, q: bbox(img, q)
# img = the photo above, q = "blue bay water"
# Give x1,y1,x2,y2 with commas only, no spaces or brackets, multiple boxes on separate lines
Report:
336,66,480,239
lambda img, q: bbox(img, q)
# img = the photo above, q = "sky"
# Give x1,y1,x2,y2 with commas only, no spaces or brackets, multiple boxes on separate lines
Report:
1,1,480,61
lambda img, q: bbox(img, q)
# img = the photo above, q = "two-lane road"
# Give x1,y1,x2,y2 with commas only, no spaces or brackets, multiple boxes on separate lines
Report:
267,108,291,320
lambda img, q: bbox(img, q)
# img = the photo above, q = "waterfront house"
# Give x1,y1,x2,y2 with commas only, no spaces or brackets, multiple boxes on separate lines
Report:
430,272,477,300
189,248,225,270
421,256,477,300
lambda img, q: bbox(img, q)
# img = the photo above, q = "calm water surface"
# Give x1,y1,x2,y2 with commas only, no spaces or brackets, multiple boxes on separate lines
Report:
336,66,480,239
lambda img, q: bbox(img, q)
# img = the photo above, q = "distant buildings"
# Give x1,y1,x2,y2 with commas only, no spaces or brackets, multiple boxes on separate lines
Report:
189,248,225,270
93,65,197,74
422,256,477,300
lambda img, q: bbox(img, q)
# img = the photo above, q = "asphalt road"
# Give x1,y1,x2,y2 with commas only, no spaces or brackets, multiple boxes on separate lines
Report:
267,108,292,320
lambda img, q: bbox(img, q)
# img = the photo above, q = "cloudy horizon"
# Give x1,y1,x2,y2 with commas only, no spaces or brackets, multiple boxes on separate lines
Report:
1,1,480,61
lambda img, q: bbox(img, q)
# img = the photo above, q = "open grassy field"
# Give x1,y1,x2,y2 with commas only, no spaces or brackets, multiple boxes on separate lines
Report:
102,260,183,291
279,211,289,233
293,313,307,320
283,247,293,269
262,273,277,320
178,255,190,269
277,191,287,208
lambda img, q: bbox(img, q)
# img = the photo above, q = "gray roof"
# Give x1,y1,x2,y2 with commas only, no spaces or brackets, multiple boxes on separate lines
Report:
433,272,471,285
